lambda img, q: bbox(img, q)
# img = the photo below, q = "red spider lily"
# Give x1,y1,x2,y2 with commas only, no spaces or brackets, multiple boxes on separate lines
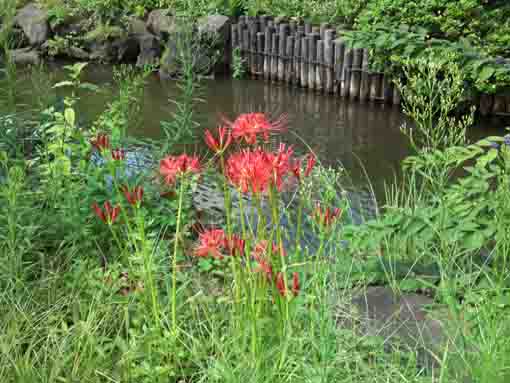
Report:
204,126,232,154
91,134,110,151
92,201,121,224
160,154,201,186
292,152,316,181
252,240,286,258
292,272,300,296
304,153,316,177
111,149,125,161
226,234,245,257
276,272,287,297
122,185,144,206
225,146,294,194
194,229,227,260
226,113,287,145
252,242,273,280
314,203,342,228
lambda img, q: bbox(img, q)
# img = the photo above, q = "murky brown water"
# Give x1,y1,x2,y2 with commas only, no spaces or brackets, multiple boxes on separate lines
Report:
9,63,507,194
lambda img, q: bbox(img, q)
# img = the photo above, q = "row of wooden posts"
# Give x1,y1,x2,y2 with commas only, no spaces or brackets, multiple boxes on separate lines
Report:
230,15,510,118
230,15,401,105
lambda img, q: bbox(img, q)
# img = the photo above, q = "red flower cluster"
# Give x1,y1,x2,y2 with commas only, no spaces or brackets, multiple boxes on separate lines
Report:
194,229,245,260
204,126,232,154
225,144,294,194
122,185,144,206
111,149,125,161
91,134,110,151
314,203,342,228
292,153,317,180
92,201,121,224
275,272,300,297
226,113,287,145
160,154,201,185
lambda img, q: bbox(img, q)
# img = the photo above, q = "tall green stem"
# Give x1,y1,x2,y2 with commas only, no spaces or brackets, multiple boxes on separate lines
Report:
172,178,186,335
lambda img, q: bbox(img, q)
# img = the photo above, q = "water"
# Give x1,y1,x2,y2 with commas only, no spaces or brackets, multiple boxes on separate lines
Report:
8,63,507,197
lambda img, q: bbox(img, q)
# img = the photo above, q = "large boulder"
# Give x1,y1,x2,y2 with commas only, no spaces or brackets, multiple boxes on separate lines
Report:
197,14,231,73
136,34,161,68
127,17,161,68
14,3,50,46
146,9,177,39
89,36,139,63
9,47,41,65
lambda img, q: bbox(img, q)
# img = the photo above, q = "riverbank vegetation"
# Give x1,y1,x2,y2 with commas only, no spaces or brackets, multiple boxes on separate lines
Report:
2,2,510,382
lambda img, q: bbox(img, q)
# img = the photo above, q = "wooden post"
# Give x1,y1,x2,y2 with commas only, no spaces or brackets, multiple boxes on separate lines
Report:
493,95,506,114
271,33,279,81
249,20,258,75
479,94,493,116
305,23,312,35
324,29,335,93
231,24,239,50
289,21,297,36
359,48,370,102
381,75,393,103
242,29,250,75
316,40,324,92
293,33,302,86
308,33,319,90
369,73,382,102
278,24,289,82
297,25,305,36
320,23,330,41
392,83,401,105
285,36,294,84
349,48,362,99
300,36,309,88
264,26,273,81
333,39,345,95
237,22,245,64
256,32,265,76
340,48,352,97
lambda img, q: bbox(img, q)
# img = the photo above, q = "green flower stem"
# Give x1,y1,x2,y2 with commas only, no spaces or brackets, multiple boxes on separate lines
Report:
172,177,187,335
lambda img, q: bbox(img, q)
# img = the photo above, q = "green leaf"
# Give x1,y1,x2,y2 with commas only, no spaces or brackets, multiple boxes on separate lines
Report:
53,81,74,89
479,66,495,82
64,108,75,126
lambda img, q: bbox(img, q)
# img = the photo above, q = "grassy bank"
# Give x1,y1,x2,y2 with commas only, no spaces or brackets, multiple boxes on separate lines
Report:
1,20,510,383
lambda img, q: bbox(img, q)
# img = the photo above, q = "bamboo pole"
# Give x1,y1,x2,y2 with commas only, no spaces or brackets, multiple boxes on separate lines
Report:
305,23,312,35
493,95,506,114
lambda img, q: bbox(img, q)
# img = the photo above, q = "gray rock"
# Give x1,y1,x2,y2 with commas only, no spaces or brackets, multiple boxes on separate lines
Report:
345,287,447,371
68,46,90,60
147,9,177,39
89,36,139,63
197,14,231,73
9,47,41,65
136,34,161,68
14,3,50,46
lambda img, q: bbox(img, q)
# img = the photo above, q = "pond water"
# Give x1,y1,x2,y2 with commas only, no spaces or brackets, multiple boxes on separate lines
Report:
8,63,507,199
